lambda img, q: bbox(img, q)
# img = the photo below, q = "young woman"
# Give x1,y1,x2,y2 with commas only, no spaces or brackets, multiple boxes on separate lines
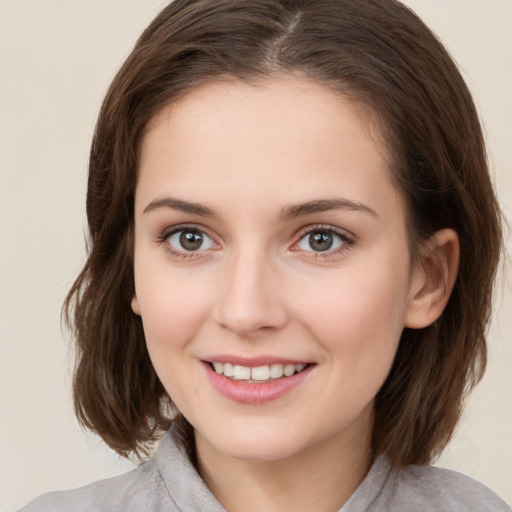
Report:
19,0,509,510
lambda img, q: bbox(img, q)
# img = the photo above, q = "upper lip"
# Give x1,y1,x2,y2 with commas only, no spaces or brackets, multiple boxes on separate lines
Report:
202,355,313,366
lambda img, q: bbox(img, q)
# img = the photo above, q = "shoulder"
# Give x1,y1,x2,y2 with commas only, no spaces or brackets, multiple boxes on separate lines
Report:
17,459,175,512
16,429,222,512
389,464,510,511
347,455,510,511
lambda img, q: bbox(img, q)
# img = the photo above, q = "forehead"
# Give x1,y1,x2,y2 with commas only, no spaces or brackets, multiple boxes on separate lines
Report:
137,77,403,222
143,77,388,161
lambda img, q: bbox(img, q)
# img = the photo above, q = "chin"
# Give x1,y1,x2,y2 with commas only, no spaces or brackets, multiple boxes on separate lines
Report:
195,421,310,463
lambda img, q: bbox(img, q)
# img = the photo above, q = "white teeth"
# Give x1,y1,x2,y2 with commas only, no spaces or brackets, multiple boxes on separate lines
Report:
211,362,308,381
223,362,234,377
270,364,284,378
233,365,251,380
283,364,296,377
251,365,270,381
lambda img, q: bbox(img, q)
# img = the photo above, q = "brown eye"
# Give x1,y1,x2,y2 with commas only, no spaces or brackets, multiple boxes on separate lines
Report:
180,230,203,250
296,228,350,254
167,228,214,252
308,232,334,252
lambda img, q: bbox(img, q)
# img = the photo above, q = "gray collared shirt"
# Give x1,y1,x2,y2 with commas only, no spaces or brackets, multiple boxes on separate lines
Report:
19,429,510,511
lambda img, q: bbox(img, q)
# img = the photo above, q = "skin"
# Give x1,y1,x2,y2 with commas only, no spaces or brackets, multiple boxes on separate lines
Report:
131,77,459,512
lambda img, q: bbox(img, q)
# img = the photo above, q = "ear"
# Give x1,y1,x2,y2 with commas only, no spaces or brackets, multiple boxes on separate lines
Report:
404,228,459,329
131,292,141,316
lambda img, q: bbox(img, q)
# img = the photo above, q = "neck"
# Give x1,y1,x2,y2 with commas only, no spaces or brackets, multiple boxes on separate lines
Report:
195,416,373,512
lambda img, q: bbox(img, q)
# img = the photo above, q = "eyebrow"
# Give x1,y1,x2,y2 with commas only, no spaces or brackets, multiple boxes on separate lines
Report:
142,196,378,220
280,199,378,220
143,197,218,218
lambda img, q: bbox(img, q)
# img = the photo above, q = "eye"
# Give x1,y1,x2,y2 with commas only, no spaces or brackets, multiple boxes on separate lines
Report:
167,228,215,252
295,227,353,254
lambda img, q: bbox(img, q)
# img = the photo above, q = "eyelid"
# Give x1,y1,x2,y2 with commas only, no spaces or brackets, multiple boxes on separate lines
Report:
155,222,355,260
291,224,356,257
157,223,212,240
157,223,220,258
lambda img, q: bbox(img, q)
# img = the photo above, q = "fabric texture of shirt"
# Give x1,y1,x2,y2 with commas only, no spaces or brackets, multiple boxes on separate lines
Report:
19,428,510,511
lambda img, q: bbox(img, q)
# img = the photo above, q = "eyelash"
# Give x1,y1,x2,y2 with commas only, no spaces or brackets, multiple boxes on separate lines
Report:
156,224,356,260
156,224,217,260
293,225,355,260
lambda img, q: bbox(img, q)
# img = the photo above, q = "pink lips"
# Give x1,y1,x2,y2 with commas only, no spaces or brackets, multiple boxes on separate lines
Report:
202,360,314,405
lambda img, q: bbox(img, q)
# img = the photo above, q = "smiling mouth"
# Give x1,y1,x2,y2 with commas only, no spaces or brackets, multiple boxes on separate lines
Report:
208,362,311,382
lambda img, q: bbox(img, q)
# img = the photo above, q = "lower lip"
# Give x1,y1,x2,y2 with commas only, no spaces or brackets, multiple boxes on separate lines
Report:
202,362,314,405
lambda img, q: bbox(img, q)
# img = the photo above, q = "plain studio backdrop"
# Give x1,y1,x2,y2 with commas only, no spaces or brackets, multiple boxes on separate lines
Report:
0,1,511,510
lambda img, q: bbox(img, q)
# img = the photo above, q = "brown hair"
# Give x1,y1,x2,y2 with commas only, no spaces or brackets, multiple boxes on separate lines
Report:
65,0,503,465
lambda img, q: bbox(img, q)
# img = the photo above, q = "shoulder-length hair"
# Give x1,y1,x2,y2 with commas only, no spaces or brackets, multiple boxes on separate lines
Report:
65,0,503,466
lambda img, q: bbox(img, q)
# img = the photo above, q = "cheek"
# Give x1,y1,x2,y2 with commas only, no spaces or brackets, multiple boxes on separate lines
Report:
297,274,407,418
292,258,410,373
134,269,214,406
134,261,213,355
298,270,407,333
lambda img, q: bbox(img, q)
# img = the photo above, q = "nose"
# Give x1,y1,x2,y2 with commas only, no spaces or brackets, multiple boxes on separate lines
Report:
213,249,288,338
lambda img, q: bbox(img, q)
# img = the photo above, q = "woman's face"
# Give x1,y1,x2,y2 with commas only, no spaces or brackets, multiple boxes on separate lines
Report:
132,78,423,463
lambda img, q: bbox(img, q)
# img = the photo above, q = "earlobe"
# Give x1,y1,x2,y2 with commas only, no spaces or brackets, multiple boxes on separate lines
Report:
404,229,460,329
131,293,141,316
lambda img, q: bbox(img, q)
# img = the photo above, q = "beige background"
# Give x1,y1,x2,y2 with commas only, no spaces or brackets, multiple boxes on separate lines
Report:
0,1,510,510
